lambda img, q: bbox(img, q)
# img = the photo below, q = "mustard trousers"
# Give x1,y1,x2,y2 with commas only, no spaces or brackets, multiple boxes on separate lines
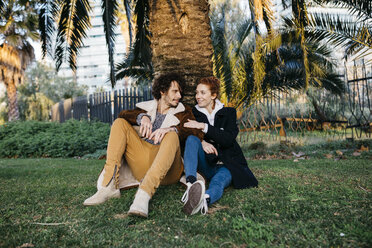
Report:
102,118,183,196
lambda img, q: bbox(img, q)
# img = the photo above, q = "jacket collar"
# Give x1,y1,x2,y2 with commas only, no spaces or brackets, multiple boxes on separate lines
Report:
195,99,224,124
136,99,185,128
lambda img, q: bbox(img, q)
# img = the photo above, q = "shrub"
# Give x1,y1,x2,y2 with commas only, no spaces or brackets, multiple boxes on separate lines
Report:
0,120,110,158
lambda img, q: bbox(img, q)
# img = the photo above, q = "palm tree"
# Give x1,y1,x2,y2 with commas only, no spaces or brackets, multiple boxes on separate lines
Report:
210,3,344,108
0,0,37,121
42,0,214,104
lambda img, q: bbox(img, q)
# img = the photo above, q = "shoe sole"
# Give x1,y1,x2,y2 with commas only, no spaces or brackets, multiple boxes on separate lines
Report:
83,192,120,206
128,210,148,218
183,181,205,215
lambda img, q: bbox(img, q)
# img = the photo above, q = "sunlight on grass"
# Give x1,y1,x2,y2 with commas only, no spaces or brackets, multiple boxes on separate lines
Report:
0,157,370,247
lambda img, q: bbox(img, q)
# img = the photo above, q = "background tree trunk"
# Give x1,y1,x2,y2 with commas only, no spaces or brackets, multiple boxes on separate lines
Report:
5,76,20,121
149,0,214,105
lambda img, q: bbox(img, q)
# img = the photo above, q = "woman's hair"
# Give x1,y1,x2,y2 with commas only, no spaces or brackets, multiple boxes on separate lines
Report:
198,76,220,98
152,73,185,100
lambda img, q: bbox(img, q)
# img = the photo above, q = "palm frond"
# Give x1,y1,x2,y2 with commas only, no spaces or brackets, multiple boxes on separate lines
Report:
211,11,233,100
248,0,260,35
0,0,4,13
123,0,133,47
308,13,372,60
132,0,151,68
262,0,275,34
115,0,152,83
234,19,254,58
68,0,91,71
54,0,92,71
102,0,119,87
320,0,372,20
38,0,58,58
115,44,153,82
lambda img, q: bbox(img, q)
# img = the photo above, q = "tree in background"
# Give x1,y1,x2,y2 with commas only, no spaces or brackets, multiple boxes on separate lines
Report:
0,62,87,122
0,0,38,121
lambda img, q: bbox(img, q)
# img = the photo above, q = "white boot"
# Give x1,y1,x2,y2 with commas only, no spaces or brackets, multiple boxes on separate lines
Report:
128,188,151,217
83,180,120,206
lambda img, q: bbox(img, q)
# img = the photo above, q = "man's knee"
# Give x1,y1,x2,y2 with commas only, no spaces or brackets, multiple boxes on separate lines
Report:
162,131,179,146
112,118,129,127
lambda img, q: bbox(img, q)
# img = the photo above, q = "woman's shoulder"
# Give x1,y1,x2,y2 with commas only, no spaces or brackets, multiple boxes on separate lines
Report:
217,106,236,115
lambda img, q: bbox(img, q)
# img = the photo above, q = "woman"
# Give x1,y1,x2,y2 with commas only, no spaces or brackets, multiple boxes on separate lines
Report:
182,77,258,215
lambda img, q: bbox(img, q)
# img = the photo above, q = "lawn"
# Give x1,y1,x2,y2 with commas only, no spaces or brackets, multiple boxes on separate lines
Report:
0,158,370,247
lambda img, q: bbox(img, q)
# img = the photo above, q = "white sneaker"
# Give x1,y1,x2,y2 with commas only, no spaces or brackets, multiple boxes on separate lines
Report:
128,188,151,218
200,195,208,215
83,180,120,206
182,180,205,215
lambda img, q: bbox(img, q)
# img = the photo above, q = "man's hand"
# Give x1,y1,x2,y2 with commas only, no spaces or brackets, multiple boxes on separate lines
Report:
183,119,205,130
139,115,152,138
149,127,174,144
202,140,218,155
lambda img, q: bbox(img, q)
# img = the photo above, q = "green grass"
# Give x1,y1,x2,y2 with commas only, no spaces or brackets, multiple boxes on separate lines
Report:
0,158,371,247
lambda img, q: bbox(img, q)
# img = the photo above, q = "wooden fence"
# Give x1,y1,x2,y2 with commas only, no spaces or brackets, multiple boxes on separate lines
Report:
51,86,153,124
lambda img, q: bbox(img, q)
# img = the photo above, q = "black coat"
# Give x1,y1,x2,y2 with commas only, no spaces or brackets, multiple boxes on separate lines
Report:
192,106,258,189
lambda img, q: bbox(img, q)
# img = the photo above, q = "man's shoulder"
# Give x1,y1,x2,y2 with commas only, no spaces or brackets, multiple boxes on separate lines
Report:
174,104,194,118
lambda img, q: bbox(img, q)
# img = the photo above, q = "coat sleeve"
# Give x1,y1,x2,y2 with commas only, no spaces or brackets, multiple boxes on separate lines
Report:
205,108,239,148
118,108,146,125
175,105,204,144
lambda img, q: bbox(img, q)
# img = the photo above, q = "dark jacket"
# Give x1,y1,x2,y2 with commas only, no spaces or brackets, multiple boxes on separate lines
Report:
192,106,258,189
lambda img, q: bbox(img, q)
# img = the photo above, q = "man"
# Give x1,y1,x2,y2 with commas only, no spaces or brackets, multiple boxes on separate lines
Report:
83,73,203,218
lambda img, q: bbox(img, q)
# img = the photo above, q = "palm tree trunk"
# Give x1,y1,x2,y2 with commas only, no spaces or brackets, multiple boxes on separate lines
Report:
5,77,20,121
149,0,214,105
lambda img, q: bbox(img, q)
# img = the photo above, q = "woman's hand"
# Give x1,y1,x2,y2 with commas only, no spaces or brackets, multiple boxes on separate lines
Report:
202,140,218,155
149,127,174,144
140,115,152,138
183,119,205,130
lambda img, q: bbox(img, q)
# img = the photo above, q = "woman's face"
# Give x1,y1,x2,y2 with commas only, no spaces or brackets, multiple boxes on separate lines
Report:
196,83,217,108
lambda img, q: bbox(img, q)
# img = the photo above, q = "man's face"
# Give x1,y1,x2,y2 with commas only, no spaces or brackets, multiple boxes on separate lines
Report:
161,81,182,107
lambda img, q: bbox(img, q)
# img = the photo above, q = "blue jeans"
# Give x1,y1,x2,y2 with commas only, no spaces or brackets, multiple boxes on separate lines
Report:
184,135,232,205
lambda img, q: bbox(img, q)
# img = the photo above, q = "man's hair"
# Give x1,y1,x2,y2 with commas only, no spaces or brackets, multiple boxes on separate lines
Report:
198,76,220,98
152,73,186,100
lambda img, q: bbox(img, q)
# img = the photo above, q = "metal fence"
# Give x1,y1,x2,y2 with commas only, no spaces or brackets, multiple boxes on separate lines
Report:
238,60,372,143
51,86,153,124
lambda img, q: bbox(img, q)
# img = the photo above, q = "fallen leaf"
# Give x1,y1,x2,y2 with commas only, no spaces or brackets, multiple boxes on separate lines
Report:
292,151,305,158
17,244,34,248
208,204,229,214
334,212,340,216
325,154,333,159
360,145,369,151
293,159,299,162
336,150,343,156
32,215,42,221
352,151,361,156
114,214,128,219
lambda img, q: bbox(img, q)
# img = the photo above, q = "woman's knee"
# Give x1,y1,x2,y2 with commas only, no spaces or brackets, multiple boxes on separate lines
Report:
185,135,201,147
215,167,232,186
